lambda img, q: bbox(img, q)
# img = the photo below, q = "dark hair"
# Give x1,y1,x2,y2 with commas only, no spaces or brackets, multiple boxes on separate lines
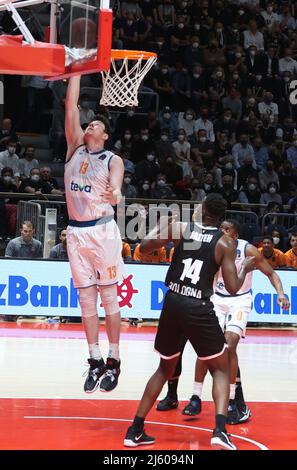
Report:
204,193,227,218
224,218,241,235
89,114,111,137
59,227,67,236
291,232,297,238
1,166,13,177
262,235,273,243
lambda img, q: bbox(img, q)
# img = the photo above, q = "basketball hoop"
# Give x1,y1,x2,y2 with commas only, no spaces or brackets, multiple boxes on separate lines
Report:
100,49,157,108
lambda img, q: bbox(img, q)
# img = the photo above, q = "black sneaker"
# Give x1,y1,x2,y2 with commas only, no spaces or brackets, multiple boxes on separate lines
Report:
156,395,178,411
83,358,106,393
227,399,241,425
211,429,237,450
124,426,155,447
182,395,202,416
100,358,121,392
236,402,251,423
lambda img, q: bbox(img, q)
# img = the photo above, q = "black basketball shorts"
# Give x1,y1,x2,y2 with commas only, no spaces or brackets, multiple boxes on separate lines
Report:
154,290,227,360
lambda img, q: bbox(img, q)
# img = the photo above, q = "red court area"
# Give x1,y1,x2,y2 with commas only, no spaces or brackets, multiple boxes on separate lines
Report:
0,398,296,450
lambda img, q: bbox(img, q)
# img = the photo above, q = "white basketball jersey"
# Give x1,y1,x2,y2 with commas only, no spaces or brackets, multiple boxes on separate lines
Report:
64,145,114,221
214,239,253,296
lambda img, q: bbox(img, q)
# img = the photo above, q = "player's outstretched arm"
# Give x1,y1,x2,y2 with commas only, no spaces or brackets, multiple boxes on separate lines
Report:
140,217,186,254
246,244,290,310
216,235,255,295
65,76,84,160
101,155,124,205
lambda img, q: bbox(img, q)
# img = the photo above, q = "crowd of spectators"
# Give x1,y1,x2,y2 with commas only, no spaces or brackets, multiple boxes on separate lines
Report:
1,1,297,260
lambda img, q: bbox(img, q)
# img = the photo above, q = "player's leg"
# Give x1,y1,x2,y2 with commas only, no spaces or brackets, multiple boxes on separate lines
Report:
182,357,206,416
224,330,241,424
79,286,106,393
156,338,186,411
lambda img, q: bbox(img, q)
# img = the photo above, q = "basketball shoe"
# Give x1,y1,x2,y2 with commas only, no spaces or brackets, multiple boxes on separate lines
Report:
182,395,202,416
227,399,241,425
236,401,252,423
84,358,106,393
124,426,155,447
156,394,178,411
100,357,121,392
211,429,237,450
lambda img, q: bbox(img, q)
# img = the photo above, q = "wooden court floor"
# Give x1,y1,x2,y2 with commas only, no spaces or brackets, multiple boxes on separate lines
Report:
0,322,297,450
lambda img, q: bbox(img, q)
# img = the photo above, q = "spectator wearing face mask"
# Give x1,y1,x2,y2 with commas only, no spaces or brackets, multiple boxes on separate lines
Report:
122,172,138,199
155,131,175,163
259,160,280,191
114,129,134,153
151,63,174,109
178,108,198,137
18,168,56,195
258,117,277,146
222,88,242,122
284,232,297,269
184,177,206,202
135,151,160,185
242,96,260,119
130,127,155,164
232,134,256,169
160,155,183,189
260,182,282,205
184,36,204,68
261,4,280,31
195,107,215,143
253,137,269,170
270,229,286,253
279,48,297,76
190,63,208,109
158,106,179,142
120,12,138,49
0,140,20,178
190,129,215,167
18,145,39,179
138,179,152,198
151,174,176,200
0,166,19,237
245,46,265,77
214,109,237,143
243,20,264,51
0,118,19,152
239,176,262,205
203,39,226,70
286,138,297,168
217,174,239,209
172,62,192,111
79,94,95,126
276,117,297,143
258,92,278,124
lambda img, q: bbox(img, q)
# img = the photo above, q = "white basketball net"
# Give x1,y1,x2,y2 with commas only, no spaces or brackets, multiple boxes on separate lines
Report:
100,53,157,107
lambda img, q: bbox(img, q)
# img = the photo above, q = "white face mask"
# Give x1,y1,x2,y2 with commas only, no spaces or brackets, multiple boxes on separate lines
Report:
141,135,149,141
124,177,131,184
158,179,166,186
186,114,193,121
225,162,233,169
194,24,200,30
233,74,239,80
164,112,171,119
142,183,150,190
178,23,184,29
249,183,256,191
161,68,168,74
204,183,211,191
3,176,12,183
31,175,40,182
127,110,134,117
269,186,277,194
192,42,199,48
199,136,207,142
147,154,154,161
273,237,280,245
250,50,257,57
216,28,223,34
238,9,244,15
235,52,241,58
193,73,200,79
124,133,131,140
161,135,168,141
216,71,223,78
284,76,290,82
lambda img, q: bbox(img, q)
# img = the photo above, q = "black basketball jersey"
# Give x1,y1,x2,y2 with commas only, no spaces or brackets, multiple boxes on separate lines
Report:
165,222,223,300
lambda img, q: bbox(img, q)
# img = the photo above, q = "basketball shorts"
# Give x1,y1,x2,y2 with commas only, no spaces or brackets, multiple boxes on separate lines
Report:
154,291,227,361
67,219,125,288
212,292,252,338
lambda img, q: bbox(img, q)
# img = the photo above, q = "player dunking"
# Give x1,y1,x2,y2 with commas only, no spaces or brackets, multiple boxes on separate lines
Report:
124,194,255,450
157,219,290,424
64,76,124,393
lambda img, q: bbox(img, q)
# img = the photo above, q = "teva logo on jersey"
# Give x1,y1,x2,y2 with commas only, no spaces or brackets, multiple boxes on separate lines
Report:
70,181,92,192
149,281,297,315
0,276,79,308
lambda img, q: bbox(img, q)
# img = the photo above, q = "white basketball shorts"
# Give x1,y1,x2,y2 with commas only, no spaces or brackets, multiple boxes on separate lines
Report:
212,292,252,338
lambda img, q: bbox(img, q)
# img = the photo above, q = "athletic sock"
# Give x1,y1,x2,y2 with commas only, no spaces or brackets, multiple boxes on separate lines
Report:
229,383,236,400
167,378,178,397
193,381,203,398
215,414,227,432
132,416,144,432
108,343,120,361
88,343,102,361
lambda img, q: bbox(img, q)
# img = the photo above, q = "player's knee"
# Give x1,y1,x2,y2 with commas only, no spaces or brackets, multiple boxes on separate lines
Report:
79,286,98,318
99,284,119,316
225,333,239,354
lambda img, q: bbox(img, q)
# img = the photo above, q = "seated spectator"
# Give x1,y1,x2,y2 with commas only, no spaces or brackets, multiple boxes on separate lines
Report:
257,235,286,268
239,176,262,205
259,160,280,191
260,182,282,205
190,129,215,168
122,172,138,198
217,174,239,209
270,228,287,253
243,20,264,51
286,138,297,169
214,108,237,144
253,136,269,170
151,63,174,109
232,134,256,169
39,166,64,194
19,167,56,195
258,92,278,124
151,174,176,200
0,117,19,152
190,63,208,109
195,106,215,143
5,220,43,258
133,243,167,264
0,166,18,236
49,228,68,260
122,240,132,262
279,160,297,202
178,108,198,138
284,233,297,269
130,127,155,164
160,155,183,189
79,94,95,127
137,179,152,199
135,151,160,185
0,140,20,178
0,166,18,194
237,154,259,189
222,87,242,122
18,145,39,179
155,129,175,163
158,106,179,142
184,178,206,202
113,129,134,153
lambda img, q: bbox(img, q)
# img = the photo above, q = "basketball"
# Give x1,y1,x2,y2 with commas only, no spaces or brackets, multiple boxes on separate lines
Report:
71,17,97,48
